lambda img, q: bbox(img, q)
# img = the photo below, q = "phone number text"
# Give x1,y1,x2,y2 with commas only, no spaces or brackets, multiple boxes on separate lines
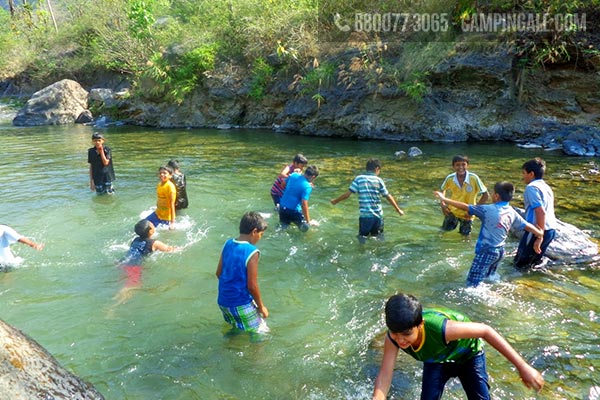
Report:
354,13,450,33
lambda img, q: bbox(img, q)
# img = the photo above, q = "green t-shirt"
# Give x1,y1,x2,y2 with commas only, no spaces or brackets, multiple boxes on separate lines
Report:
389,308,483,363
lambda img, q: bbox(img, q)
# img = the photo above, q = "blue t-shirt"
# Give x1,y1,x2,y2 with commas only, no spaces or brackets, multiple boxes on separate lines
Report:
524,179,557,230
468,202,527,253
349,172,389,218
279,172,312,212
217,239,260,307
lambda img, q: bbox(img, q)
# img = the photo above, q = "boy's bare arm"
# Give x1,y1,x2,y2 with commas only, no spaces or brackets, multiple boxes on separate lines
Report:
331,190,352,205
372,335,400,400
477,191,490,205
247,253,268,318
18,237,44,251
433,191,469,211
152,240,175,252
385,194,405,215
524,222,544,253
445,320,544,392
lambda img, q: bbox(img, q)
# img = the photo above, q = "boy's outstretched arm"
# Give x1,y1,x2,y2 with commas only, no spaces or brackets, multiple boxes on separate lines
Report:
152,240,176,252
372,334,400,400
445,320,544,392
433,191,469,211
18,237,44,251
385,194,405,216
331,190,352,205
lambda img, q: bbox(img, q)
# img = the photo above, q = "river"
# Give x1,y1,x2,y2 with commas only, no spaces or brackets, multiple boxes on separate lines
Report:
0,116,598,399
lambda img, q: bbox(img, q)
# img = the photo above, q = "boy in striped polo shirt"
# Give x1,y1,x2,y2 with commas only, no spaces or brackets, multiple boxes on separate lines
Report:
331,158,404,244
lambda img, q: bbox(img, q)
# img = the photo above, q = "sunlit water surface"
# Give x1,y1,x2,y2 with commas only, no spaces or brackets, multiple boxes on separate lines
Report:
0,119,598,400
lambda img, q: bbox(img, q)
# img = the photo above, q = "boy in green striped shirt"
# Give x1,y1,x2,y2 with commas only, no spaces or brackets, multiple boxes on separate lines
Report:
372,293,544,399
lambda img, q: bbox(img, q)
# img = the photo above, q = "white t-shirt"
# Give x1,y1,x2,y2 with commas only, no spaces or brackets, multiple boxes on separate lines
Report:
0,225,23,265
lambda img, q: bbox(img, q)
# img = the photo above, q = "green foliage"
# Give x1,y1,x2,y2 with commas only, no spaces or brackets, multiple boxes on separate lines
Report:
399,72,430,103
249,57,274,100
137,44,218,103
127,0,156,39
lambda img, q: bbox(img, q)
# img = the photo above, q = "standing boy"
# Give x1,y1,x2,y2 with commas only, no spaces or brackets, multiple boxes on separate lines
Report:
146,166,177,229
434,182,543,287
372,293,544,400
330,158,404,243
279,165,319,232
514,158,557,269
88,132,115,194
167,159,189,210
439,155,489,235
271,154,308,210
216,212,269,333
0,224,44,267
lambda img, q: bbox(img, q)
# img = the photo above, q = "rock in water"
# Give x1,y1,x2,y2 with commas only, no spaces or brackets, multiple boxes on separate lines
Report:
0,319,105,400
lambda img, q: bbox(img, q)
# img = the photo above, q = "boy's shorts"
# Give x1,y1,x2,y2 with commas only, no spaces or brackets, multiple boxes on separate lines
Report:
95,182,114,194
146,212,170,227
219,303,267,332
358,216,384,238
442,213,472,235
467,247,504,287
121,265,142,287
279,208,309,231
421,352,489,400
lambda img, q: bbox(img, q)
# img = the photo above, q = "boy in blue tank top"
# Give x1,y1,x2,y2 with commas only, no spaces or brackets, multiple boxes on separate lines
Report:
372,293,544,400
216,212,269,333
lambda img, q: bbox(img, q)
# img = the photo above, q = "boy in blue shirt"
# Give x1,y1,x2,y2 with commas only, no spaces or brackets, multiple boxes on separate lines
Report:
279,165,319,232
216,212,269,333
434,182,543,287
372,293,544,399
331,158,404,243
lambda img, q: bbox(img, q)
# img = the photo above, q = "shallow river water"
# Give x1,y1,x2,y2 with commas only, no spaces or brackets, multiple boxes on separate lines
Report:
0,119,598,399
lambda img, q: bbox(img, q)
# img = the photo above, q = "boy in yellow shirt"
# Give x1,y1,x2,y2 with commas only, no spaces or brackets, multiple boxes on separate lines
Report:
439,155,489,235
146,166,177,229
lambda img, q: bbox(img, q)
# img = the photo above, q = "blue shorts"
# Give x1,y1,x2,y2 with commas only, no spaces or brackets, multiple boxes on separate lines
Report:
421,352,489,400
146,211,170,227
358,216,384,237
279,207,309,231
219,303,267,332
467,248,504,287
442,213,473,235
514,229,556,269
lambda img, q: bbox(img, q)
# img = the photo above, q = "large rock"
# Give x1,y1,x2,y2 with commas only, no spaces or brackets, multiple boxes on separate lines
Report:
512,208,598,262
12,79,89,126
0,319,104,399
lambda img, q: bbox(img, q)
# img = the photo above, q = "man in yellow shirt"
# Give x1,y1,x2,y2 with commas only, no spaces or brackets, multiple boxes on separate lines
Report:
439,155,489,235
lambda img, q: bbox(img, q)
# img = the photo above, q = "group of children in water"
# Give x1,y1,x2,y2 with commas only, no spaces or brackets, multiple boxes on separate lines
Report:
3,133,557,399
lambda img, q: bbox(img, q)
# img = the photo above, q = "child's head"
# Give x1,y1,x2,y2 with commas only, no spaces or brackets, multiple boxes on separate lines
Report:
158,165,173,181
239,211,268,235
366,158,382,172
167,159,180,171
493,181,515,202
134,219,155,239
293,154,308,167
452,155,469,166
304,165,320,180
91,132,105,145
522,158,546,180
385,293,423,333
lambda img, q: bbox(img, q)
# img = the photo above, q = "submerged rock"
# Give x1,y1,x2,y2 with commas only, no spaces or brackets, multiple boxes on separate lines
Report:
0,319,104,400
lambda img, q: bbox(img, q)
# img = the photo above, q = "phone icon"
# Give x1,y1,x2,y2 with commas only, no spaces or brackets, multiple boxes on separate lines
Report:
333,13,350,32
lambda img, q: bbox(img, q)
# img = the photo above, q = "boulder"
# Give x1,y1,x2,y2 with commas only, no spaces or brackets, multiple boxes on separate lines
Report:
512,207,598,262
13,79,89,126
0,319,104,399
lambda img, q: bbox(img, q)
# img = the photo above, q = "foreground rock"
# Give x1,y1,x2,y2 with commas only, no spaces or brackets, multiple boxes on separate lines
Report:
0,319,104,400
12,79,89,126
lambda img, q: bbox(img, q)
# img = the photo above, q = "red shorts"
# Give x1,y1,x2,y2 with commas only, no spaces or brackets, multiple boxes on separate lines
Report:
122,265,143,287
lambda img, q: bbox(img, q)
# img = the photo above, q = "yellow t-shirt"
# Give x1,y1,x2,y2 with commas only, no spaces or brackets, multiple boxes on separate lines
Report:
156,180,176,221
441,171,487,220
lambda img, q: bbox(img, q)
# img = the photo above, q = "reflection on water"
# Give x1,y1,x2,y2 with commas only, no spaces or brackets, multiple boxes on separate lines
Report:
0,124,598,399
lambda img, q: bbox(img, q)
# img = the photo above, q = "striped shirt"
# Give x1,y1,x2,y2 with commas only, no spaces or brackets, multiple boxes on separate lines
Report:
349,172,389,218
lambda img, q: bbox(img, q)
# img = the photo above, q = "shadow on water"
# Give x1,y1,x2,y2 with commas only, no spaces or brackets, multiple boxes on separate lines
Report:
0,125,598,399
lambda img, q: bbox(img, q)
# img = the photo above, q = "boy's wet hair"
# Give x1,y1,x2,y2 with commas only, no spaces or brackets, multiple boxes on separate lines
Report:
522,158,546,179
239,211,268,234
452,155,469,165
304,165,319,178
385,293,423,333
167,159,180,170
293,154,308,165
158,165,174,174
494,181,514,202
366,158,382,172
134,219,153,239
